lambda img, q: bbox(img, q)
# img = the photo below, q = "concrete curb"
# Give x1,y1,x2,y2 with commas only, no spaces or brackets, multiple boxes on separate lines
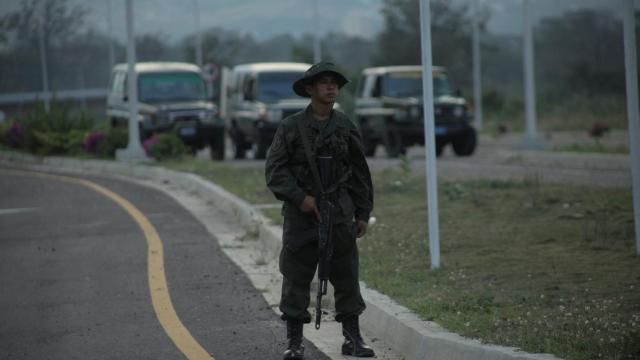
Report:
0,151,561,360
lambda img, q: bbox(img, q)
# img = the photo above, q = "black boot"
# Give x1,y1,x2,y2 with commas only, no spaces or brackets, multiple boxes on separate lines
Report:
341,316,375,357
283,320,305,360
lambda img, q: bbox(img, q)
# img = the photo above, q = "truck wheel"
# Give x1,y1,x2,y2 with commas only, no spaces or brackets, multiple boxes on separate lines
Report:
452,128,477,157
210,132,225,161
254,131,269,160
229,126,246,159
383,128,404,158
435,140,445,157
363,139,377,157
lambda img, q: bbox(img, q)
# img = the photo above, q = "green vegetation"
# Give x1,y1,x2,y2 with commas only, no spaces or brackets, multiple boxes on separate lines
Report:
0,102,185,161
363,170,638,360
162,160,274,205
554,142,629,155
160,158,639,360
144,132,189,161
484,95,627,137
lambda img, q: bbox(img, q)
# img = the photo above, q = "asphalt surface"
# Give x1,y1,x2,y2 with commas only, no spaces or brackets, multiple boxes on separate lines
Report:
203,131,631,189
0,169,330,360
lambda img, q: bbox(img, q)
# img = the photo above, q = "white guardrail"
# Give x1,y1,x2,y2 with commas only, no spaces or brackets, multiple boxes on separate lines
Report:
0,88,108,105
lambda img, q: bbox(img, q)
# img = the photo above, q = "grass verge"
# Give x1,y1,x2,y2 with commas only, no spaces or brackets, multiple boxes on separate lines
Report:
160,159,639,360
554,142,629,155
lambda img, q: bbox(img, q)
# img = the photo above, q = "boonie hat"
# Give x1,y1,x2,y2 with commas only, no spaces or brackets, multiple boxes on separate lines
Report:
292,62,349,98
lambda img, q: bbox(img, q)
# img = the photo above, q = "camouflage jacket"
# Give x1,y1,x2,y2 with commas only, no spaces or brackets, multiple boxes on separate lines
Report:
265,105,373,224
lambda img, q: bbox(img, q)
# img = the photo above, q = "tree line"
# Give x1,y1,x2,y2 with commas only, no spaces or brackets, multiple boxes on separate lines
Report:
0,0,633,107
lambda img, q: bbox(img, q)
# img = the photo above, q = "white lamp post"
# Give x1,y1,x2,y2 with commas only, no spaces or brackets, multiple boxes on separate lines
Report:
622,0,640,255
116,0,147,161
419,0,441,269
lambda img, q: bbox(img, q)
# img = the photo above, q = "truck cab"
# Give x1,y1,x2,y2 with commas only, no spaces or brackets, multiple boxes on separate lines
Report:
227,62,311,159
107,62,226,160
355,65,477,157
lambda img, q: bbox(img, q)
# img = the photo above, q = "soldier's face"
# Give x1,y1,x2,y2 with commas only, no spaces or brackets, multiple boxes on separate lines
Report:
306,75,339,104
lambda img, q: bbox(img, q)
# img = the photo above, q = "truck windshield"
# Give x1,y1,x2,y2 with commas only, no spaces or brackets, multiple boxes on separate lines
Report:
138,72,206,103
256,72,304,103
383,71,453,98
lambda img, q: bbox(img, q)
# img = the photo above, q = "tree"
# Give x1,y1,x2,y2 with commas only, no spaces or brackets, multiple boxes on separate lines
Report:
182,27,251,67
0,0,88,92
535,9,624,97
374,0,483,90
136,33,170,61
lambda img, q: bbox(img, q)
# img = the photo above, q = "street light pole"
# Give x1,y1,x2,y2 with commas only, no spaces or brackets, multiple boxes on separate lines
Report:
622,0,640,256
37,0,50,113
193,0,203,68
472,0,483,131
521,0,548,149
523,0,537,142
313,0,321,63
116,0,147,161
419,0,441,269
107,0,115,72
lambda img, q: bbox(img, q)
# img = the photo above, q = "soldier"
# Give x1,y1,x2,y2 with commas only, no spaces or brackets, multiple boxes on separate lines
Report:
265,62,375,359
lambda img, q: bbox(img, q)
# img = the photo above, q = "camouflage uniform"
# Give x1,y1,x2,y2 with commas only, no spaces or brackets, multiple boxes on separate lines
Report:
265,105,373,324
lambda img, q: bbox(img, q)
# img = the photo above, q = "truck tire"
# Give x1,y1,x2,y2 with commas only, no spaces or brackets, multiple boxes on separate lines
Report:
435,140,445,157
358,119,377,157
452,128,477,157
254,130,269,160
383,126,405,158
363,139,377,157
210,132,225,161
229,124,246,159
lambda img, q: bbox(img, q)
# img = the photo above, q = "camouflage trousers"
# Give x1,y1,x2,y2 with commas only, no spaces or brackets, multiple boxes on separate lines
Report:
279,221,366,323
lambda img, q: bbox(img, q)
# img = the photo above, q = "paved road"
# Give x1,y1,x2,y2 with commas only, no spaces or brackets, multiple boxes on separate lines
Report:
0,169,329,360
201,131,631,188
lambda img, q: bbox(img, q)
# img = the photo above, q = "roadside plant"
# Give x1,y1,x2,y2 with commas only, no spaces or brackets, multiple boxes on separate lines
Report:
83,131,107,154
1,121,25,148
144,132,188,161
95,127,128,158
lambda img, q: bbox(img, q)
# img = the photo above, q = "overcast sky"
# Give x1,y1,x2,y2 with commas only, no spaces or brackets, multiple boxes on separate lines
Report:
0,0,630,42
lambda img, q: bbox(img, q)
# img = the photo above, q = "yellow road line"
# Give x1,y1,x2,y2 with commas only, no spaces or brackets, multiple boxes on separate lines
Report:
5,169,214,360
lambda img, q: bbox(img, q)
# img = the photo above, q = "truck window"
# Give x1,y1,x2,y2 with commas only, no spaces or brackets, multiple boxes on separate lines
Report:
256,71,304,103
372,75,382,97
111,72,126,95
138,72,206,103
382,71,453,98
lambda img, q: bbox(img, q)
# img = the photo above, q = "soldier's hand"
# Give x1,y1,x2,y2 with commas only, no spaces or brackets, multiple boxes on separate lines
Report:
356,219,368,238
299,195,321,220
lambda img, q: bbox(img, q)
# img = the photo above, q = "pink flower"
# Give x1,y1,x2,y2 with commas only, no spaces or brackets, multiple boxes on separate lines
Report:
6,121,25,148
83,131,107,153
142,134,159,155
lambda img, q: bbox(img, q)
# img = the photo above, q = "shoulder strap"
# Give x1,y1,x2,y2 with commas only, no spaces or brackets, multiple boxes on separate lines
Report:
295,118,325,194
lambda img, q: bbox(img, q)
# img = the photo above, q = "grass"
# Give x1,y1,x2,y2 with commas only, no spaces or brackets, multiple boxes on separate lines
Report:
554,142,629,155
363,170,638,360
161,159,275,205
484,95,628,137
159,158,639,360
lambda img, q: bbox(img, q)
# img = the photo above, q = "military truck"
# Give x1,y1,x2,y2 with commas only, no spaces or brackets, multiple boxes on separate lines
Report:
106,62,225,160
227,62,311,159
354,65,476,157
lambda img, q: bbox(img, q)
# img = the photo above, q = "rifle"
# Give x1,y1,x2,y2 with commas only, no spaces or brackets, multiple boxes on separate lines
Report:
315,155,335,329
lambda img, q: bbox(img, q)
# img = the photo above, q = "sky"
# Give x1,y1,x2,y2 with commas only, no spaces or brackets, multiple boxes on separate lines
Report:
0,0,632,43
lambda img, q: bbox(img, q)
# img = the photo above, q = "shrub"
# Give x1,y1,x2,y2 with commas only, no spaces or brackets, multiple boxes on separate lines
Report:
0,121,25,148
95,127,128,158
32,129,86,155
83,131,107,154
144,132,188,161
13,102,98,155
